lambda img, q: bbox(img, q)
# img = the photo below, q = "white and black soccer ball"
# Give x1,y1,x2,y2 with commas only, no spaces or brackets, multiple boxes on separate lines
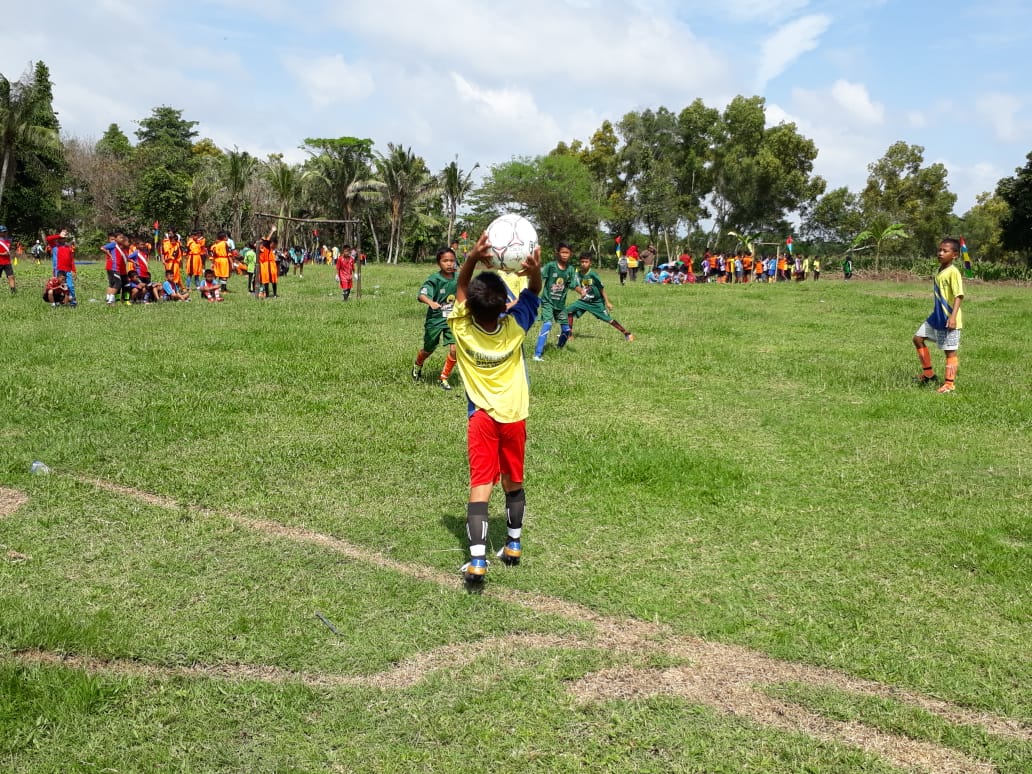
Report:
485,213,538,272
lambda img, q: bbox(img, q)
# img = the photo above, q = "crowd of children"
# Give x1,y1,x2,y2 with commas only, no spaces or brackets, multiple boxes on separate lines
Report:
641,251,824,285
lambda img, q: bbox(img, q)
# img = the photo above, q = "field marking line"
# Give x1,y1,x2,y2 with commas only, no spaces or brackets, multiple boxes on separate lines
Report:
4,477,1028,773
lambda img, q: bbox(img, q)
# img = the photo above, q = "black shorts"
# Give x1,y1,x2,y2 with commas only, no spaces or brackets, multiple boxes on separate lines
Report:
107,270,124,291
0,263,13,277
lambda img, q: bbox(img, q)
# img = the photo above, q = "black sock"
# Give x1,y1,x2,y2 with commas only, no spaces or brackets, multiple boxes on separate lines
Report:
505,488,525,538
466,502,489,555
609,320,629,336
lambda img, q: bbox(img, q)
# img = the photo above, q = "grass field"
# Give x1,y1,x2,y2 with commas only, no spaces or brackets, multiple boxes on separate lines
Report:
1,258,1029,773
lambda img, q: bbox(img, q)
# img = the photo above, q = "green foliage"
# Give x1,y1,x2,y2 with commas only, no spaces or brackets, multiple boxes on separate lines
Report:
96,123,131,159
852,217,909,272
130,106,202,229
996,150,1032,266
861,141,956,255
0,61,64,234
470,153,607,248
302,136,379,247
802,186,863,249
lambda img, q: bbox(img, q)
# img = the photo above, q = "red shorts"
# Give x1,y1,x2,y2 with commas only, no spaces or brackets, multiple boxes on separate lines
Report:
467,409,526,487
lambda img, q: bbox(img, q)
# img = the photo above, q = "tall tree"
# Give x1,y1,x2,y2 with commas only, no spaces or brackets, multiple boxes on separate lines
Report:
265,158,302,246
302,136,379,246
995,151,1032,266
708,96,825,239
802,186,863,248
224,148,259,241
132,106,199,229
861,141,956,256
959,191,1014,264
0,63,62,218
470,154,607,248
374,143,438,263
440,156,478,243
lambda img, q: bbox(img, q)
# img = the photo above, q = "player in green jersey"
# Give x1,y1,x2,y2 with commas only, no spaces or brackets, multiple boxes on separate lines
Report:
563,252,634,344
532,243,578,360
412,247,459,390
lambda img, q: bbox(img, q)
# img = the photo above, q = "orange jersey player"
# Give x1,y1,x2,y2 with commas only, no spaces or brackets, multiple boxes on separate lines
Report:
210,232,232,290
185,231,207,288
162,232,183,288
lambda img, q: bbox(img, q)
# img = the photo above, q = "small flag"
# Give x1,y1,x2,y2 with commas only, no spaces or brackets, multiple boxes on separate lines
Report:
461,231,468,240
785,236,794,254
960,236,972,275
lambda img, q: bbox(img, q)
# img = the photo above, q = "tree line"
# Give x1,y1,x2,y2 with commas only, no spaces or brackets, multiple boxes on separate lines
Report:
2,60,1031,271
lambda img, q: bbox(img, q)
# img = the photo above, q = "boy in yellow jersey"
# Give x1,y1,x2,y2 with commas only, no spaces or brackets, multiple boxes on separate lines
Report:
913,238,965,394
448,232,542,583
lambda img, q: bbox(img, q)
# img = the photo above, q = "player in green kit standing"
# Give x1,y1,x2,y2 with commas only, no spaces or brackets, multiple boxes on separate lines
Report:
563,252,633,344
533,242,578,360
412,247,459,390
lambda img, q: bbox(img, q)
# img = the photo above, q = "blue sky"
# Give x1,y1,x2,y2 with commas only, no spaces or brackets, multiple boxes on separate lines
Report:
3,0,1030,214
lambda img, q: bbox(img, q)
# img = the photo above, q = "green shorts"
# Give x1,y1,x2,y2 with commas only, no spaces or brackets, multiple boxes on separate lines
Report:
540,300,568,325
423,321,455,352
565,299,613,323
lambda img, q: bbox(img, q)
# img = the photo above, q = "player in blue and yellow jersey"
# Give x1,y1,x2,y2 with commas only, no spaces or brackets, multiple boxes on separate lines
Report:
913,238,965,394
532,242,578,360
412,247,459,390
448,232,542,583
562,252,633,344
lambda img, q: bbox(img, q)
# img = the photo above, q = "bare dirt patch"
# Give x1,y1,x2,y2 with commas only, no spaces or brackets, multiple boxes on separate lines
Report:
0,487,28,518
8,474,1026,773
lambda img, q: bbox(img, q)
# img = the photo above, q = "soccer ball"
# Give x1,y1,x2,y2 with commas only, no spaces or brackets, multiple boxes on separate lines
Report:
485,213,538,272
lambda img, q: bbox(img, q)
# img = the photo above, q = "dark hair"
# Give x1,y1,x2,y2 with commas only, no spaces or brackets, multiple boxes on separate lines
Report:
578,252,593,261
436,246,456,264
467,271,508,320
557,242,571,251
940,237,961,253
216,231,227,239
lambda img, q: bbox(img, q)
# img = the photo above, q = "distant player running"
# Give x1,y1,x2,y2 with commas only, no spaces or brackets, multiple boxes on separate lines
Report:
411,247,459,390
532,242,578,361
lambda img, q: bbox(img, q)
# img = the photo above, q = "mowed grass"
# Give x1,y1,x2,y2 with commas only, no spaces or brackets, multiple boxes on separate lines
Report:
1,259,1029,772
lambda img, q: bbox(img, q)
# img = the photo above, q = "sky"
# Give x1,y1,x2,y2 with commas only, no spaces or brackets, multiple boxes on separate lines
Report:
3,0,1031,215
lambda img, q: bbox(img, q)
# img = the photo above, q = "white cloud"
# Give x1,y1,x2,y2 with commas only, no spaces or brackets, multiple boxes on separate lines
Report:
282,54,374,108
974,92,1025,142
451,73,562,150
756,14,831,89
829,80,884,125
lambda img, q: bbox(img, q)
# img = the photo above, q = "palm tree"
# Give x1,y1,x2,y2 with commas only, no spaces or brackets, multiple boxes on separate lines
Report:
224,148,258,241
375,144,439,263
302,137,382,247
0,71,61,212
266,159,301,246
440,156,478,243
852,216,908,273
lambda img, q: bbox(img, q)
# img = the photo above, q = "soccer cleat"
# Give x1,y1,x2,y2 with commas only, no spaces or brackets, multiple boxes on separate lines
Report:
625,334,635,342
496,540,522,566
461,557,488,582
915,374,939,386
411,363,422,380
936,382,956,394
532,356,543,362
556,331,569,348
439,377,452,391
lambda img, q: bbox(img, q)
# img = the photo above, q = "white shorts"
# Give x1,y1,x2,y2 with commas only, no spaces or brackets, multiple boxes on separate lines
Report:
915,322,960,351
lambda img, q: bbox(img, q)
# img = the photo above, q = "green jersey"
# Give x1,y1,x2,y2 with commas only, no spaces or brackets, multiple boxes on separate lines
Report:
419,271,457,326
575,269,606,305
540,261,578,309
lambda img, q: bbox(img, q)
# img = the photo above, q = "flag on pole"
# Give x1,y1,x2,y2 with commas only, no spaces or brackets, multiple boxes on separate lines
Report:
615,235,622,258
785,235,794,254
960,236,972,276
